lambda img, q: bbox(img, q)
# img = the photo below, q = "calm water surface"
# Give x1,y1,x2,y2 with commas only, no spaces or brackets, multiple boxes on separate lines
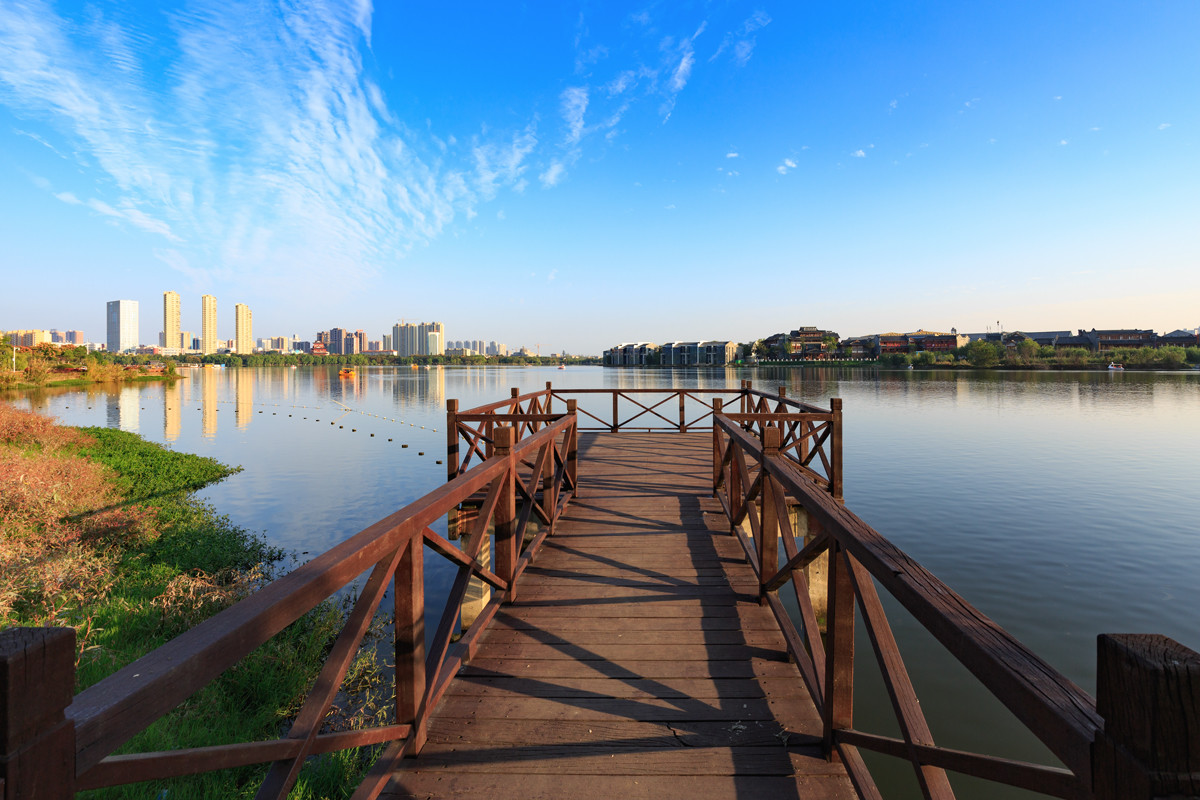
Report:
8,365,1199,798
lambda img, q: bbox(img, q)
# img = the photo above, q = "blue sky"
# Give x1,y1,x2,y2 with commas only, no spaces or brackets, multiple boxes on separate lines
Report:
1,1,1197,353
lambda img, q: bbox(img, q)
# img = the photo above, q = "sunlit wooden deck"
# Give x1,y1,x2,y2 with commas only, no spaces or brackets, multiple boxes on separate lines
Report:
382,432,855,799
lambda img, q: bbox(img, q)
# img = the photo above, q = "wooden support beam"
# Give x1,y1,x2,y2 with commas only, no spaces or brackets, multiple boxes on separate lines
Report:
445,399,459,481
493,427,518,602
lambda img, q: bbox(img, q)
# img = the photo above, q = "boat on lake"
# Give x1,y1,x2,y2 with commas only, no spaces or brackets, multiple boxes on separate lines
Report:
1108,362,1124,370
338,368,355,378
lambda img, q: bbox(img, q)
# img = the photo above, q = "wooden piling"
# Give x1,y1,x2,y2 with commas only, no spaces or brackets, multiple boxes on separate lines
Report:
1093,633,1200,799
0,628,76,799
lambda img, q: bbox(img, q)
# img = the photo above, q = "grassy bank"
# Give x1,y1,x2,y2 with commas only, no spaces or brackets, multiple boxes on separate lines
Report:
0,403,383,798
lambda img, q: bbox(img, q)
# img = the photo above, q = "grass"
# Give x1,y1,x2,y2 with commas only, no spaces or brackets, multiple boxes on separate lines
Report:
0,403,387,798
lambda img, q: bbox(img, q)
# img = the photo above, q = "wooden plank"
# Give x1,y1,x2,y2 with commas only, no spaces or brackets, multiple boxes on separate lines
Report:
477,629,788,647
457,657,801,680
383,773,857,800
455,643,788,662
425,716,815,748
407,744,842,776
432,695,788,722
441,676,805,700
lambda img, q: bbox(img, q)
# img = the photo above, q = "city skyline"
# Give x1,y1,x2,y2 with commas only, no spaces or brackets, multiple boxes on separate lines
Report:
2,2,1198,352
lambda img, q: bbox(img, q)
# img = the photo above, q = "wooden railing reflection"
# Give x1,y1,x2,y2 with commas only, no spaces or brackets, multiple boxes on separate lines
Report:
0,413,578,800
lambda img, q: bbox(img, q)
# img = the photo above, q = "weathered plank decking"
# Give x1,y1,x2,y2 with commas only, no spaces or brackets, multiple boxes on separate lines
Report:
383,432,855,799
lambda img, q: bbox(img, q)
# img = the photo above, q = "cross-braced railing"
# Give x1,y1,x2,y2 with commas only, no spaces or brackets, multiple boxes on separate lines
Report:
0,414,578,800
712,408,1199,800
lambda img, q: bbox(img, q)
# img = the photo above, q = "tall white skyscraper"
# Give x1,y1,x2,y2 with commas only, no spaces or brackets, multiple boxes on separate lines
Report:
201,294,217,354
163,291,180,351
234,303,253,354
106,300,138,353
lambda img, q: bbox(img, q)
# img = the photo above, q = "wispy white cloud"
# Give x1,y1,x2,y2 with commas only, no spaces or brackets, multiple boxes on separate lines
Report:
851,149,866,158
0,0,536,294
726,151,739,158
540,161,566,188
561,86,589,145
710,11,771,66
1059,139,1069,146
55,190,80,204
1158,122,1171,130
547,268,558,281
776,157,797,175
473,123,538,200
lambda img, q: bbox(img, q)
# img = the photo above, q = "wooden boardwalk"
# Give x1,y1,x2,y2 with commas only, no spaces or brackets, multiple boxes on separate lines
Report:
383,432,855,799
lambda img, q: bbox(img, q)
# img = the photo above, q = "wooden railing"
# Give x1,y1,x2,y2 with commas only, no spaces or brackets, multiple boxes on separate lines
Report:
447,381,838,490
712,410,1200,800
0,413,578,800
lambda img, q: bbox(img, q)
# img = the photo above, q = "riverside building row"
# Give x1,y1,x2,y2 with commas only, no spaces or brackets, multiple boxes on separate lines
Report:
604,325,1200,365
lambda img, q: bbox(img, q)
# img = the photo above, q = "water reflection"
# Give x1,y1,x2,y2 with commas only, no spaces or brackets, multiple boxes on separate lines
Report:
164,379,181,442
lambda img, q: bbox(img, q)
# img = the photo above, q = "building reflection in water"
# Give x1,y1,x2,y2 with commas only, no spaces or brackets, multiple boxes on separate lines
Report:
163,379,182,442
106,386,141,433
202,367,218,438
235,369,253,430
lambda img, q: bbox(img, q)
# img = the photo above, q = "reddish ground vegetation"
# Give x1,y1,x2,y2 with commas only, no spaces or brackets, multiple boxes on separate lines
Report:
0,403,153,625
0,402,93,451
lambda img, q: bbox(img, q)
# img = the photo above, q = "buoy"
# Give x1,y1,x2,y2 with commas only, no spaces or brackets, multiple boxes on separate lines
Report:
418,451,424,456
436,460,442,464
388,438,392,441
402,444,408,448
370,433,374,437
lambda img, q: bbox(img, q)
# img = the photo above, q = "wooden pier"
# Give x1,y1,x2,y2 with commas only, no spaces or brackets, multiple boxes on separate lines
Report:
386,432,854,799
2,385,1197,800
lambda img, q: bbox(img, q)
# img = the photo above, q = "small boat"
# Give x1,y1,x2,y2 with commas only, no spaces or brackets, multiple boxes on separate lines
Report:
558,364,566,370
1107,362,1124,371
339,368,355,378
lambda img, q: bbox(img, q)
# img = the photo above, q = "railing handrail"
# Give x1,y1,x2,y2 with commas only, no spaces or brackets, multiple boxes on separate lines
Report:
712,411,1113,798
19,412,580,797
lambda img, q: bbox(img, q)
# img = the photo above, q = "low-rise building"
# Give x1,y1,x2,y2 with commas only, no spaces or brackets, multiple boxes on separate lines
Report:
660,341,738,366
604,342,657,366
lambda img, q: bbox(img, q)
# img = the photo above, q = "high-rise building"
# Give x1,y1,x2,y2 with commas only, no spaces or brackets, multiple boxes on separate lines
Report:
393,323,420,357
66,330,84,345
180,330,192,350
106,300,139,353
418,321,445,356
163,291,180,354
328,327,347,355
382,334,392,351
201,295,217,354
235,303,252,354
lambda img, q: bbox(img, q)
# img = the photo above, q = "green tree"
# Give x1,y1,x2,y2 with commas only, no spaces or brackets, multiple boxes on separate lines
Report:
966,340,1001,367
1016,339,1040,361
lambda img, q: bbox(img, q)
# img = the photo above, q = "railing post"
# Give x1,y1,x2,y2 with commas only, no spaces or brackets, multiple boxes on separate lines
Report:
1093,634,1200,799
712,398,723,496
394,535,426,754
823,544,854,761
611,391,618,433
566,399,579,498
678,391,686,432
445,399,459,482
493,427,519,602
739,380,747,413
759,426,781,606
0,627,76,799
545,381,552,416
830,398,844,501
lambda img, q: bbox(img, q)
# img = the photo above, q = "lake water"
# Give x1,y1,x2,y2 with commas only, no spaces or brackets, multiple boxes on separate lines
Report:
7,364,1199,798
